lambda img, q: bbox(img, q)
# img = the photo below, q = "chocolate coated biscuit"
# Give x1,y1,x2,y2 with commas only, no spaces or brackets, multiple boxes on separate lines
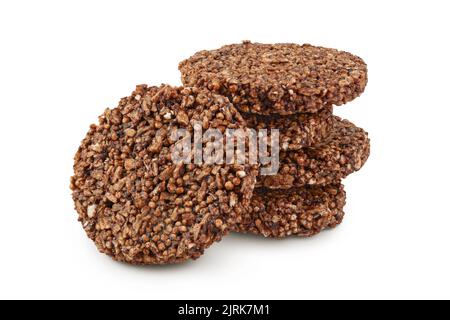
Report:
243,106,334,151
234,184,346,238
71,85,257,264
258,117,370,189
179,41,367,115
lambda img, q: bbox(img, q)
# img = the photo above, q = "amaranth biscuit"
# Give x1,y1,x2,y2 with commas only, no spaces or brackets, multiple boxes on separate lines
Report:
258,117,370,189
242,106,334,151
71,85,257,265
234,184,346,238
179,41,367,115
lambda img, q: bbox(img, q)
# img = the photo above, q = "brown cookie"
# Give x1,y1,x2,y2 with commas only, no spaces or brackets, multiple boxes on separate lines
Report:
242,106,334,151
179,41,367,115
70,85,257,265
258,117,370,189
234,184,346,238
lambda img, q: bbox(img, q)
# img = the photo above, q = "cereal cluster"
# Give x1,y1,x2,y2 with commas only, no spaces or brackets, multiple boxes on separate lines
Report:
233,185,346,238
179,41,368,115
71,85,257,264
257,117,370,189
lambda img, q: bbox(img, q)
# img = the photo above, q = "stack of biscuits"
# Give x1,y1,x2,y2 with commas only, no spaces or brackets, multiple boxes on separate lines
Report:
71,41,370,265
179,41,370,238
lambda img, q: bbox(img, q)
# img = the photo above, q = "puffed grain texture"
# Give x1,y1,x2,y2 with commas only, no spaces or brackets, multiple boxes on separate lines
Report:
234,184,346,238
243,106,334,151
179,41,367,115
258,117,370,189
70,85,257,265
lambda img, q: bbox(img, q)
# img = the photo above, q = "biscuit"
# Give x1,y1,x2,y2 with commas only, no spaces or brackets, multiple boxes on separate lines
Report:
257,117,370,189
179,41,367,115
234,184,346,238
70,85,257,265
243,106,334,151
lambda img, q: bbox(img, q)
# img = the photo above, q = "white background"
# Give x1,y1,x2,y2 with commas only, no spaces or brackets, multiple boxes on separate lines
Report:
1,0,449,300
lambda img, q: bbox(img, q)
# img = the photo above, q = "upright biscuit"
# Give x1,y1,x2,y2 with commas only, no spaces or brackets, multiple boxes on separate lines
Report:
258,117,370,189
243,106,334,151
179,41,367,115
71,85,257,265
234,184,346,238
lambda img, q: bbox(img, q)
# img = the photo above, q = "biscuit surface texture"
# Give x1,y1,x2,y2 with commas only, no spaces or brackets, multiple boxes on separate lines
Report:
243,106,334,150
179,41,367,115
71,85,257,264
234,184,346,238
258,117,370,189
